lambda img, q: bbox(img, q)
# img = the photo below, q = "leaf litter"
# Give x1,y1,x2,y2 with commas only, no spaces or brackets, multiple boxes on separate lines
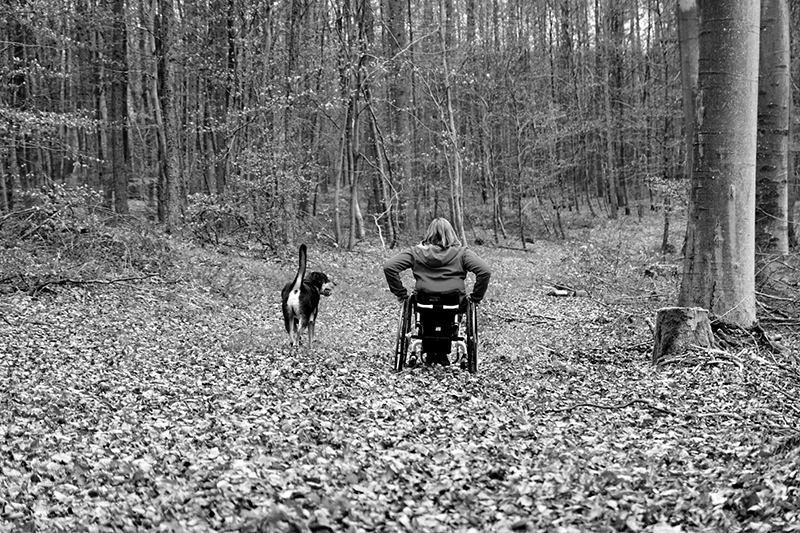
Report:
1,230,799,533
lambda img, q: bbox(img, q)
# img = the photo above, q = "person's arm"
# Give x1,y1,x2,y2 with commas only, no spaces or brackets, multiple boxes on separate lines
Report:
383,250,414,300
462,248,491,303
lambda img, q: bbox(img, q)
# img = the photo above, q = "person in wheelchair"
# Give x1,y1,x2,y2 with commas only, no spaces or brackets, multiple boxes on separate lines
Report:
384,218,491,366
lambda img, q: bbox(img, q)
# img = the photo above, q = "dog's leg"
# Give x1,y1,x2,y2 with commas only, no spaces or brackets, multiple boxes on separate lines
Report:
287,317,297,346
307,319,315,350
283,306,292,335
297,316,309,348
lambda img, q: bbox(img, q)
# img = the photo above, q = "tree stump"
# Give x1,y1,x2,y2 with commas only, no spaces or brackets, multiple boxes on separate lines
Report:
651,307,715,364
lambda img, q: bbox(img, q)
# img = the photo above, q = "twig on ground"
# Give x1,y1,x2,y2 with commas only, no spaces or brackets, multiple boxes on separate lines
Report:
502,245,536,253
533,343,558,354
756,290,798,303
494,311,558,323
625,340,652,351
761,318,800,326
32,274,161,295
548,398,750,421
694,411,745,420
547,398,679,417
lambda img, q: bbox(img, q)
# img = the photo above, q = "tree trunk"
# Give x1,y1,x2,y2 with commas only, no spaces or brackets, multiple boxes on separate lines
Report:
602,0,619,220
789,121,799,248
652,307,714,364
146,0,167,222
383,0,410,238
677,0,699,183
661,197,672,256
755,0,790,260
97,22,111,206
789,0,800,248
439,0,466,245
364,94,396,247
110,0,130,214
159,0,182,231
678,0,760,328
0,159,8,213
347,92,364,250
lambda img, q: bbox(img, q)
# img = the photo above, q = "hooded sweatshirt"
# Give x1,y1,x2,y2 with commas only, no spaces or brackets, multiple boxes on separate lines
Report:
383,244,491,302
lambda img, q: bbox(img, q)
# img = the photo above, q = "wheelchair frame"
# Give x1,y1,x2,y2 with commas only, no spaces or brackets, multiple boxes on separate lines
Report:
393,292,478,373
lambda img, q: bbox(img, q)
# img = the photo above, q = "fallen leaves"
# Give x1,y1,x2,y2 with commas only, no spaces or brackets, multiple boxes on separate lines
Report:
1,237,799,532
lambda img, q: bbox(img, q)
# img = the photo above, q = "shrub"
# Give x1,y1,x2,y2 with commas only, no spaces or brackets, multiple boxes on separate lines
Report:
0,184,176,293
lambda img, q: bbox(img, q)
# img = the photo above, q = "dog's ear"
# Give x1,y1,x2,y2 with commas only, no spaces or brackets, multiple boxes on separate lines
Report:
307,272,328,285
309,272,335,296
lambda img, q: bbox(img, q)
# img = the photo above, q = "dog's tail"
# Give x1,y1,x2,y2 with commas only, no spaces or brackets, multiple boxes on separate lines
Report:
289,244,307,295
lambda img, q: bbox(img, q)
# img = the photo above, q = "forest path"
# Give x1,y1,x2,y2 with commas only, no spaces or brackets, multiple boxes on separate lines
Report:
1,243,797,532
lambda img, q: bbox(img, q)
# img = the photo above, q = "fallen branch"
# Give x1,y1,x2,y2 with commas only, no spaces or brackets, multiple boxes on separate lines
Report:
694,411,745,420
756,290,798,303
547,399,749,421
532,343,558,354
547,398,679,417
32,274,161,295
493,310,558,323
499,245,536,253
759,317,800,326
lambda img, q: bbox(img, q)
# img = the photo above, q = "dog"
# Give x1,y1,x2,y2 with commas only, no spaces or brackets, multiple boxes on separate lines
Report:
281,244,334,348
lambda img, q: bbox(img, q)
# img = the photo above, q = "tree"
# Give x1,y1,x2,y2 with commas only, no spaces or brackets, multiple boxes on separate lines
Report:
159,0,182,231
677,0,698,184
791,0,800,247
0,0,747,244
381,0,410,244
438,0,467,244
109,0,130,214
677,0,761,328
755,0,790,260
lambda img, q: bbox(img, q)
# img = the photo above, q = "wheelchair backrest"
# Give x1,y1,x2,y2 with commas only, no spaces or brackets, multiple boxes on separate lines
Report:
415,290,461,309
414,291,461,338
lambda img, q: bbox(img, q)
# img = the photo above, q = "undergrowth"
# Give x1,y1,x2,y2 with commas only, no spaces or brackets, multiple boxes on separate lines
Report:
2,194,800,532
0,185,177,295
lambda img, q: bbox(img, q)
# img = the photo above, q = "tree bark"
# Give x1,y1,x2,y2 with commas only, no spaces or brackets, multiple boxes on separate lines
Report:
652,307,714,364
110,0,130,214
383,0,410,238
439,0,467,245
159,0,182,232
755,0,790,259
602,0,619,219
677,0,699,183
790,120,799,248
678,0,760,328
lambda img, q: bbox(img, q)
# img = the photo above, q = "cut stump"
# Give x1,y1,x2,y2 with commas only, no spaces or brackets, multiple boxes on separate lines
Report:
651,307,715,364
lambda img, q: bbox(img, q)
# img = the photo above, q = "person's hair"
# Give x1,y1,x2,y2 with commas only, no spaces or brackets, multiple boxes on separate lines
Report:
422,218,462,248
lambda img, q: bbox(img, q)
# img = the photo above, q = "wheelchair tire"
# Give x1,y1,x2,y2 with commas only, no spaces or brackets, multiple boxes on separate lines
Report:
393,296,413,372
466,299,478,373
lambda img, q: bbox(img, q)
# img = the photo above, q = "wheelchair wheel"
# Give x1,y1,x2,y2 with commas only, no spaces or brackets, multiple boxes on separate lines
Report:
466,299,478,373
393,296,414,372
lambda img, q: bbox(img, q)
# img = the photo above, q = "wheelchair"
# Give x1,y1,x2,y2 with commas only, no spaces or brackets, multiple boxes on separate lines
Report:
393,290,479,373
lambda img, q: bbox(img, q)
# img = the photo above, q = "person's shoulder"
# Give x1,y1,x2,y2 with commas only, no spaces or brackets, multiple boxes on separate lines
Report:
384,247,413,264
460,245,478,256
462,246,489,264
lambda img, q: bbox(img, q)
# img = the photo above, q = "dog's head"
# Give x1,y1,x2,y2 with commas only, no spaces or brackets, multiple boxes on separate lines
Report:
308,272,336,297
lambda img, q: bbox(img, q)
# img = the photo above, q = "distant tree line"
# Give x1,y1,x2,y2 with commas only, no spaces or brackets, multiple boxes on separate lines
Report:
0,0,798,252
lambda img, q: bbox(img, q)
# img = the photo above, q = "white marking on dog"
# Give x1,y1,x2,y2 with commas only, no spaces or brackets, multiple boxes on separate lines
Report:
287,288,301,315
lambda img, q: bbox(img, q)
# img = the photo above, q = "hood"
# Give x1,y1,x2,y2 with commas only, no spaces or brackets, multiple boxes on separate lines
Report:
412,244,461,267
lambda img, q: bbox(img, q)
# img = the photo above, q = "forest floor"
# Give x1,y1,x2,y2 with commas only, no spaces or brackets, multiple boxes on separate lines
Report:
1,210,799,533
